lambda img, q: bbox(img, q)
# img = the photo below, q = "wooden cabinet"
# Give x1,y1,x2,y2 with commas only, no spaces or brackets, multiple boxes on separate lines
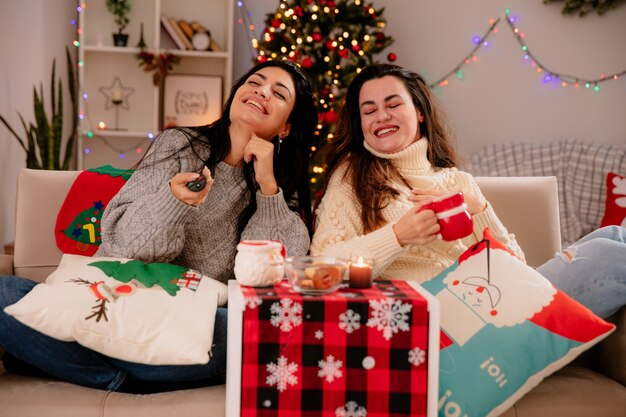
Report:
77,0,233,169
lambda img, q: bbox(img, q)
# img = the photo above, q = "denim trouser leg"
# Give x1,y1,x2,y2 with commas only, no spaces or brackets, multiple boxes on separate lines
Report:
107,307,228,383
1,276,228,390
0,276,125,390
537,226,626,318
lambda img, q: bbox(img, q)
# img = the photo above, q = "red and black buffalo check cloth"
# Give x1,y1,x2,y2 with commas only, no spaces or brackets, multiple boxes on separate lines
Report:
239,279,431,417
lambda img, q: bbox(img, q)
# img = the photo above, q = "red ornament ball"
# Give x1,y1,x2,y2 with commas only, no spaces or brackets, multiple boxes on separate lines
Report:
271,18,281,29
312,32,323,42
301,57,314,69
387,52,397,62
326,40,336,50
324,110,338,124
257,55,268,63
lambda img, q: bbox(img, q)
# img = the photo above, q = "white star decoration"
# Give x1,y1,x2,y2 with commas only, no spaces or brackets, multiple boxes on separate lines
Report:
99,76,134,110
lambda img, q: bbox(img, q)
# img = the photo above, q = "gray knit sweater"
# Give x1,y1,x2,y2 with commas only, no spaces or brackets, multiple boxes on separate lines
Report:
95,128,310,283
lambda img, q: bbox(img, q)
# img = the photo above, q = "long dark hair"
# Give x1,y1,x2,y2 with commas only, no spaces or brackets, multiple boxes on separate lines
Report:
140,60,317,236
320,64,458,233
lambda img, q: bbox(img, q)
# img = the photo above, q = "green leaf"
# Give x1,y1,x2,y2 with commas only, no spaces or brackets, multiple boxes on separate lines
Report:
64,46,78,170
0,114,28,152
52,79,63,170
50,59,57,117
33,85,49,170
88,164,135,180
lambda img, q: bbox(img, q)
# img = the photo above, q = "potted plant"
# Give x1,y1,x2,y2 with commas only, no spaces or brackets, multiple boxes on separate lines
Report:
0,47,77,170
106,0,132,47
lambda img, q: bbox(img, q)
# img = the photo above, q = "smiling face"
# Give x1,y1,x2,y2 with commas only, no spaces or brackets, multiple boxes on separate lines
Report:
359,76,424,154
230,66,296,140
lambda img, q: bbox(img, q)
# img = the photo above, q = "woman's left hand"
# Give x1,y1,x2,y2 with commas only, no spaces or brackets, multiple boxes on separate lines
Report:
243,133,278,195
409,188,487,215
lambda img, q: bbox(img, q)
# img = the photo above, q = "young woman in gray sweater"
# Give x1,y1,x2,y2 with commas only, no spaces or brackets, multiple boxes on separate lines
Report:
0,60,317,393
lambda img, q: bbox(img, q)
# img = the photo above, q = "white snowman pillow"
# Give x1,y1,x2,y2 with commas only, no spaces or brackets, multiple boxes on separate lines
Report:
5,254,228,365
420,228,615,417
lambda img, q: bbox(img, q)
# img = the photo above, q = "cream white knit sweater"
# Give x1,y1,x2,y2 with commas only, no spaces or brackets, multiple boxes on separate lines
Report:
310,138,525,283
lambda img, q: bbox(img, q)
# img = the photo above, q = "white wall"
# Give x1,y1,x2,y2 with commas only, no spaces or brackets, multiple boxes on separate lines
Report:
0,0,76,250
233,0,626,157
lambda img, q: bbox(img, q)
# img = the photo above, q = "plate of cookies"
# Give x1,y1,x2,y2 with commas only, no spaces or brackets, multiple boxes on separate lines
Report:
284,256,348,295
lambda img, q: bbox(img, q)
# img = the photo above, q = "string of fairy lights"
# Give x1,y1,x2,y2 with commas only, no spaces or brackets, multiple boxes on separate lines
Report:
429,9,626,91
71,3,625,161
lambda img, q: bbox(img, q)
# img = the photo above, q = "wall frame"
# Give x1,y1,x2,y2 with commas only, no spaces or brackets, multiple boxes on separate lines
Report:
163,74,222,129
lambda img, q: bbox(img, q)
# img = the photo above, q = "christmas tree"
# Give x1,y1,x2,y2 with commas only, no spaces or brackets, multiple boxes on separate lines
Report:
253,0,395,195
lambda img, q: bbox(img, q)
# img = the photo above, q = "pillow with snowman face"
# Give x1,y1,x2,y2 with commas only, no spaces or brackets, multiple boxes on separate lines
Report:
420,228,615,417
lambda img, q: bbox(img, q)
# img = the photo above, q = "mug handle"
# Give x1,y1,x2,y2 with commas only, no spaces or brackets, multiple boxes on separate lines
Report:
417,202,436,213
270,240,286,258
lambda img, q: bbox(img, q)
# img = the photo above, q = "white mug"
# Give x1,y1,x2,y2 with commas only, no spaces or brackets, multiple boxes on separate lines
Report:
233,240,285,287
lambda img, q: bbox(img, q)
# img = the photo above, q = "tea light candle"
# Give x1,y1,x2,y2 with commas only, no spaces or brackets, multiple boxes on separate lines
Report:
349,256,373,289
111,90,123,103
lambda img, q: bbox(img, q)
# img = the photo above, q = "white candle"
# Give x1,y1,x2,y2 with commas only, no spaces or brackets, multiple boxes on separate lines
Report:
349,256,373,289
111,90,123,102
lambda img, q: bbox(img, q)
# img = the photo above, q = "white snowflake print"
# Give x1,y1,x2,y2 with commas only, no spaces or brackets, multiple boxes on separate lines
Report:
245,296,262,310
408,347,426,366
335,400,367,417
366,298,412,341
338,309,361,334
266,355,298,392
314,329,324,340
270,298,303,332
318,354,343,383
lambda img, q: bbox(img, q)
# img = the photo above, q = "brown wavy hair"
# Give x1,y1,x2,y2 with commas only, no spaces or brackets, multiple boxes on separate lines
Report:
319,64,459,233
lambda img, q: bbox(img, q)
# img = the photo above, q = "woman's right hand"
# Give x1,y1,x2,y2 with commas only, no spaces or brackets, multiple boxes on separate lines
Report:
168,166,213,207
392,201,441,246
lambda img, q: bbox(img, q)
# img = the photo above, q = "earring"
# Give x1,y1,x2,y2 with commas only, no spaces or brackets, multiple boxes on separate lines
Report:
277,134,286,154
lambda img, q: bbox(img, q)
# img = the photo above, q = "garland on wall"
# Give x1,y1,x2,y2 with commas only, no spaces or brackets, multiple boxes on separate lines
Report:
430,9,626,92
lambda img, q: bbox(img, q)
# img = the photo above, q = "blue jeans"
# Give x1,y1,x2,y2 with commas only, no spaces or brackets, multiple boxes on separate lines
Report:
0,275,227,391
537,226,626,318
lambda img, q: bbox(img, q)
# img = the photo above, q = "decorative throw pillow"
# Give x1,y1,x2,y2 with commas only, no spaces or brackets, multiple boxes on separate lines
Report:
55,165,132,256
4,254,228,365
600,172,626,228
420,228,615,417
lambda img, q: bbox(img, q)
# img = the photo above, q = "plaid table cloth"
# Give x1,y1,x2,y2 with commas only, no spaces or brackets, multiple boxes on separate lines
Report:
239,279,432,417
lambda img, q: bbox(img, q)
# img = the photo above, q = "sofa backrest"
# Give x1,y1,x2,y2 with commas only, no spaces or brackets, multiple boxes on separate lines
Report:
467,139,626,246
12,170,561,281
475,176,561,268
14,169,80,282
